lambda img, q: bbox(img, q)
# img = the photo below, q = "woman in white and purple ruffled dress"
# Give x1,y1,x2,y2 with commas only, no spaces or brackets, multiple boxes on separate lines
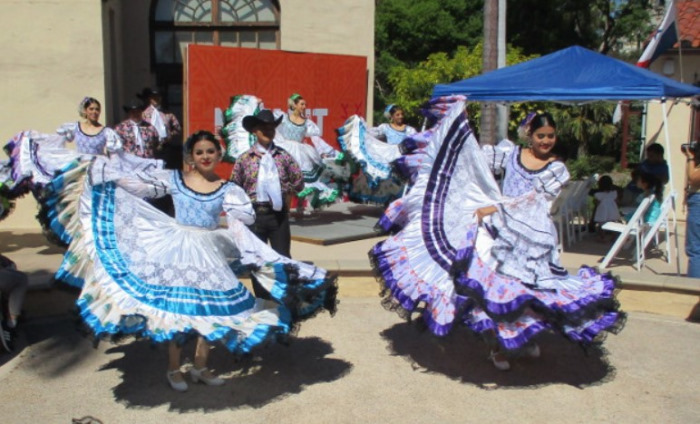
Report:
2,97,129,245
370,100,624,371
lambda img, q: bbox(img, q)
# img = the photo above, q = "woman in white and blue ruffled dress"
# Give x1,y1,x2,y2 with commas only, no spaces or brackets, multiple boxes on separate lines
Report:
56,130,337,391
2,97,127,244
370,100,624,371
370,104,417,145
338,104,415,205
273,94,349,211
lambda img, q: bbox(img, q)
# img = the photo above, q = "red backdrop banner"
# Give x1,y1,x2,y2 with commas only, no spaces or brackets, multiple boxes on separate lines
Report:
186,45,367,176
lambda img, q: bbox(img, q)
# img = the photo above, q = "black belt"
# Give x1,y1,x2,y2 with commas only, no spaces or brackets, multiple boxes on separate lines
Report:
253,202,283,214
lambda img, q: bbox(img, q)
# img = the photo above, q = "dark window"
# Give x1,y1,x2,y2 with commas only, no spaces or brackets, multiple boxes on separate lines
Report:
150,0,280,116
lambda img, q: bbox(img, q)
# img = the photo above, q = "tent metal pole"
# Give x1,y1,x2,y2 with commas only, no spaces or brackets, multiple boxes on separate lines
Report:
640,101,648,162
661,99,682,276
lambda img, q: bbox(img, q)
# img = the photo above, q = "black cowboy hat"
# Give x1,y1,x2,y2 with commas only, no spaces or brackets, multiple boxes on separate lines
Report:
122,99,144,113
136,87,161,100
242,109,283,133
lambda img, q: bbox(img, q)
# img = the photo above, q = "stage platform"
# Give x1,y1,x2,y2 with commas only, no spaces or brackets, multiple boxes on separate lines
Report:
289,202,384,245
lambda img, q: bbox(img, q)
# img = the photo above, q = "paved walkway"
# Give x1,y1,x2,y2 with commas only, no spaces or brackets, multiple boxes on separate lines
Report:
0,291,698,423
1,223,699,423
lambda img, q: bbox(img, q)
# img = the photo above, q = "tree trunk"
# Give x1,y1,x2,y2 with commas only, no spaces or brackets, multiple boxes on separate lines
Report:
481,0,499,145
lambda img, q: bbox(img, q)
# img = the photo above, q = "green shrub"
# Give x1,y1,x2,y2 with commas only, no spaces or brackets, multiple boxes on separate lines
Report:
566,155,616,180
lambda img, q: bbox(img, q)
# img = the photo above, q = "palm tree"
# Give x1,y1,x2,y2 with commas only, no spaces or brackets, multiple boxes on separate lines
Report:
551,102,618,158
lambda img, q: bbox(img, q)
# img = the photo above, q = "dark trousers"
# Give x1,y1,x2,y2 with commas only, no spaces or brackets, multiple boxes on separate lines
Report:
249,208,291,299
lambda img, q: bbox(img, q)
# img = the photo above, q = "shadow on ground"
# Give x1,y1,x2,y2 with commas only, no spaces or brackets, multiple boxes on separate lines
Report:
0,286,84,369
687,297,700,323
381,322,614,389
100,336,352,412
0,230,65,255
6,313,99,377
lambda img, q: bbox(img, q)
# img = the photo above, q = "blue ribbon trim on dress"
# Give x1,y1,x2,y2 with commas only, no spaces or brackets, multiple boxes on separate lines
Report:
40,160,83,245
266,263,331,319
76,296,293,354
56,267,85,288
92,182,256,317
338,120,393,189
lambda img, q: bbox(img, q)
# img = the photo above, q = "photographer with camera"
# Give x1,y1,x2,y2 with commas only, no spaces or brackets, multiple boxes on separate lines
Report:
682,140,700,278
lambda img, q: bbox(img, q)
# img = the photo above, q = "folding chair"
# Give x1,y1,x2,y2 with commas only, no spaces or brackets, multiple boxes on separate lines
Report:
567,174,598,243
550,183,573,252
599,194,655,270
641,194,673,263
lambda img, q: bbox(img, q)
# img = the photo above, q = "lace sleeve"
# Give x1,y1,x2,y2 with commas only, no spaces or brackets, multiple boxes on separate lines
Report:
368,124,388,141
56,122,78,142
89,155,171,198
537,161,570,201
481,138,514,174
305,119,321,137
104,128,123,153
223,183,255,226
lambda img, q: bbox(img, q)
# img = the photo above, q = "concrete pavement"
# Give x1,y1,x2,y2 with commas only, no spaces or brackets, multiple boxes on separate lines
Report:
0,292,698,423
1,226,700,423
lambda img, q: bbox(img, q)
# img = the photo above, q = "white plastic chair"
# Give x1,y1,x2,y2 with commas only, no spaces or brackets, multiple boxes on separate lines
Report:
640,194,673,263
599,194,655,270
550,183,574,252
567,174,597,243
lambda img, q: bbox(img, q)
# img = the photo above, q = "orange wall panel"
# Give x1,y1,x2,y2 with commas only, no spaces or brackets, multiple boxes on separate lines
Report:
186,45,367,147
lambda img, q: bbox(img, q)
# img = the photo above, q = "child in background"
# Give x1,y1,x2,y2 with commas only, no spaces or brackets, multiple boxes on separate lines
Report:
625,172,663,225
593,175,621,241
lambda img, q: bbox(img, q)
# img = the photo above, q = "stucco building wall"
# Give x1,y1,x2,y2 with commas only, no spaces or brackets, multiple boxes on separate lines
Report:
1,1,375,231
1,0,106,229
280,0,375,121
645,53,699,214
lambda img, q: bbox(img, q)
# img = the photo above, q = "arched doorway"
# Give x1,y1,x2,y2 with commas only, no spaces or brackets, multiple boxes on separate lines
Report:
150,0,280,118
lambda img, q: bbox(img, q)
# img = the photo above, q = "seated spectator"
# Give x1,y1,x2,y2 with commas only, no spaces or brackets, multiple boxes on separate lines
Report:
639,143,669,184
0,253,28,353
624,172,663,225
592,175,621,241
619,167,643,207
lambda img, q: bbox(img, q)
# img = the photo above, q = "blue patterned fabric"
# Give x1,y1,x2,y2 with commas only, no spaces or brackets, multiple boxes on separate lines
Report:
171,172,228,229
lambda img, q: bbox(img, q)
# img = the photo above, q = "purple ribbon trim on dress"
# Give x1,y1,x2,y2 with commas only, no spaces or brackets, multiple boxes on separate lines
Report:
371,240,474,337
563,311,620,345
468,316,550,351
454,267,617,321
421,114,471,271
371,243,426,312
376,214,396,233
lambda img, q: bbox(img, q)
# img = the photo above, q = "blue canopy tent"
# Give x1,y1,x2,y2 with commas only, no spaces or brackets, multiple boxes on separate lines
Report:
432,46,700,274
432,45,700,101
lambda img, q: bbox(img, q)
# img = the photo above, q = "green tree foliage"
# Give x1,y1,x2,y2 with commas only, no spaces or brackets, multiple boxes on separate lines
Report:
550,102,618,158
506,0,654,56
375,0,483,113
374,0,654,161
385,43,537,132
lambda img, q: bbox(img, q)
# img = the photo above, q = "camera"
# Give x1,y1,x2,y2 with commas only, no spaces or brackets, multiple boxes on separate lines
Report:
681,141,698,153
